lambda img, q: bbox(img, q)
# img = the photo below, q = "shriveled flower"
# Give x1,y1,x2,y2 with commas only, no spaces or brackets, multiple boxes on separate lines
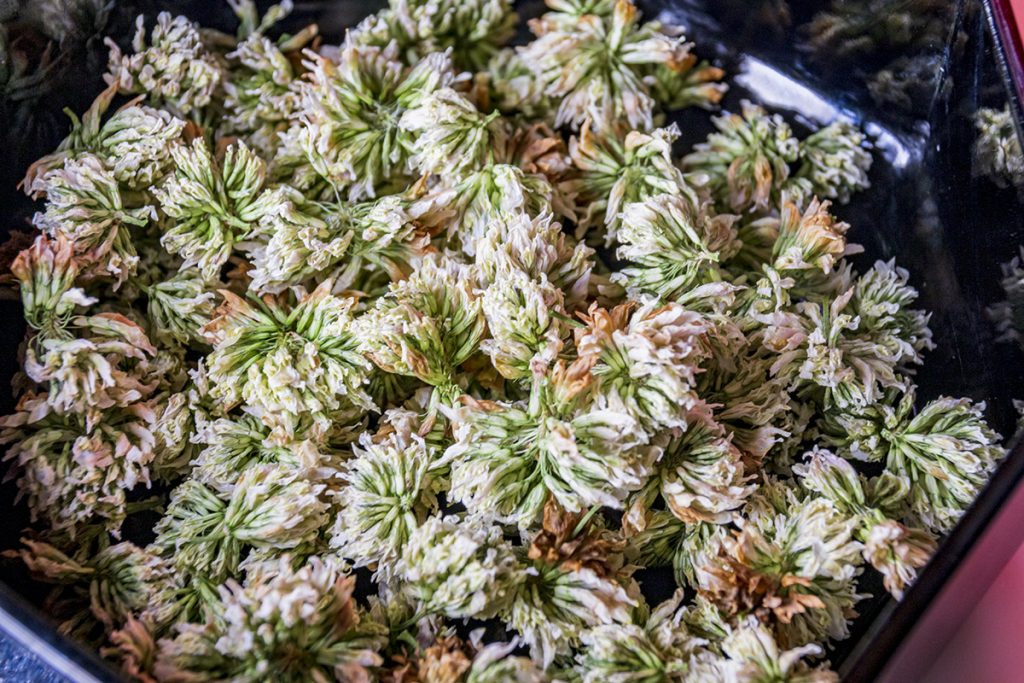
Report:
424,164,569,256
397,514,523,620
25,313,158,426
645,55,728,112
0,401,159,537
190,413,332,495
104,12,222,116
794,121,872,204
246,190,431,295
627,408,754,527
154,556,387,682
155,139,272,280
682,102,800,214
480,268,568,380
763,262,931,411
794,448,936,599
816,389,1003,533
202,282,373,442
23,85,186,193
474,211,593,306
352,0,517,71
329,432,443,578
152,467,328,582
221,33,303,157
446,367,660,526
31,154,154,285
565,121,699,243
614,194,735,301
10,539,174,632
575,301,710,430
697,484,864,648
767,197,855,277
973,105,1024,190
143,268,217,347
576,590,713,683
403,87,509,180
292,43,453,198
356,256,485,403
10,234,95,339
520,0,692,132
719,617,838,683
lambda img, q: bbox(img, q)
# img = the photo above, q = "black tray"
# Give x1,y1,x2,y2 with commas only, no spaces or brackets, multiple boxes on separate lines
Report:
1,1,1023,680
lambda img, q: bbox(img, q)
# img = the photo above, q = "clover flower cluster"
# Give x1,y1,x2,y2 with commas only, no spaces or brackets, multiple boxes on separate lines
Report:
0,1,1007,682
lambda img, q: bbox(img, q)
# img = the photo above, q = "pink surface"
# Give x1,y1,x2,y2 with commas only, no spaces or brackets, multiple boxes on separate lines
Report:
919,543,1024,683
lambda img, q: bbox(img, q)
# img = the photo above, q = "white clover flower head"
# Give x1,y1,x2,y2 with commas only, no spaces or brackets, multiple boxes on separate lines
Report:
31,154,153,285
521,0,693,132
329,432,442,578
202,282,373,442
105,12,223,116
155,139,270,281
397,514,524,619
683,101,800,213
154,556,387,682
795,120,872,203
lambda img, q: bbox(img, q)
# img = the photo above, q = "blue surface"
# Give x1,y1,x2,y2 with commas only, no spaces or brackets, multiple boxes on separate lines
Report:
0,629,66,683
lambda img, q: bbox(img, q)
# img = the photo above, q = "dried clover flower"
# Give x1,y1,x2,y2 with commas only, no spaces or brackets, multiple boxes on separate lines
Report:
521,0,692,132
25,313,158,426
575,301,710,431
768,197,855,278
142,268,217,347
627,408,754,528
763,261,931,411
480,267,569,380
614,194,735,301
397,514,523,620
504,501,635,665
698,484,863,648
576,590,712,682
446,368,660,526
356,256,485,403
403,87,509,181
0,402,159,537
189,414,329,495
474,211,593,305
292,44,453,198
31,154,154,285
353,0,517,72
153,467,328,582
329,433,443,578
105,13,223,116
10,539,173,633
816,389,1003,533
155,139,272,281
973,105,1024,190
11,235,95,339
565,121,699,243
154,556,387,682
426,164,570,256
719,618,838,683
794,449,935,599
202,283,373,442
221,33,304,157
683,102,800,214
795,121,872,204
24,85,186,193
246,189,431,295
